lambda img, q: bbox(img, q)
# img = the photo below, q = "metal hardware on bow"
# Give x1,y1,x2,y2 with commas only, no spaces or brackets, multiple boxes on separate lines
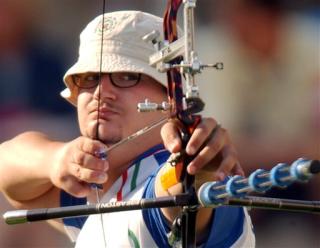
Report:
139,0,223,247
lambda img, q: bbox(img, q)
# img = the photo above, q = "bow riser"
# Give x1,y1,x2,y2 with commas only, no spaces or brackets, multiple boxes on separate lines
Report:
140,1,206,247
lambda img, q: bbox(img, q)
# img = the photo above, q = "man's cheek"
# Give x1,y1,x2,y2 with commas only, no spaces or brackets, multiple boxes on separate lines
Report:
78,115,97,139
85,120,98,139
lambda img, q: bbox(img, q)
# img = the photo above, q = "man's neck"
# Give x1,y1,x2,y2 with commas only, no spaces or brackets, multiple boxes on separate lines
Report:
102,128,163,193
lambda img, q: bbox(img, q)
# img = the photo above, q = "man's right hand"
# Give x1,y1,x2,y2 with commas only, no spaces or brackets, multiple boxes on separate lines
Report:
50,137,109,197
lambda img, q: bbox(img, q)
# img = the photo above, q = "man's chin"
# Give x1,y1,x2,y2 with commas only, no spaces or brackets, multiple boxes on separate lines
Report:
97,127,122,145
100,137,122,146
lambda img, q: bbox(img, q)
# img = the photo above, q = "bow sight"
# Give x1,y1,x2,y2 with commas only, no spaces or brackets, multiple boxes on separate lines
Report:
138,0,222,116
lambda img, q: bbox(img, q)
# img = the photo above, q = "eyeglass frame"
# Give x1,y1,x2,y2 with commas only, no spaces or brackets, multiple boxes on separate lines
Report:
72,72,142,89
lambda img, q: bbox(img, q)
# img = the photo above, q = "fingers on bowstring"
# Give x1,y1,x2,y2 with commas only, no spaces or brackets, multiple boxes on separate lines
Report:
69,161,108,186
73,136,109,169
161,120,182,153
73,150,109,172
62,176,92,198
67,137,109,193
77,137,107,156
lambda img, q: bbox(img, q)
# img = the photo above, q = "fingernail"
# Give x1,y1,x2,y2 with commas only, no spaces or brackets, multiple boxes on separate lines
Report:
98,173,107,182
91,183,103,190
169,139,179,152
95,148,107,160
217,172,225,181
186,145,196,155
187,164,196,175
103,162,109,171
238,170,245,177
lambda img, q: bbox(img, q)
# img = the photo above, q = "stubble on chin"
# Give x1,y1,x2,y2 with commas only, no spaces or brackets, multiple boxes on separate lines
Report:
83,121,122,146
97,124,122,145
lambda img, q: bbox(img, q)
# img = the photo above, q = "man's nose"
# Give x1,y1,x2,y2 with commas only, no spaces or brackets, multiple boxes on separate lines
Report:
93,74,117,100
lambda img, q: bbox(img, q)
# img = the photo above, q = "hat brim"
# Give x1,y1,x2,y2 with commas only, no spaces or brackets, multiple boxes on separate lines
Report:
62,53,167,106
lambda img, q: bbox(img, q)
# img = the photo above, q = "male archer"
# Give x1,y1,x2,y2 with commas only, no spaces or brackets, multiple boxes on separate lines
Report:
0,11,255,247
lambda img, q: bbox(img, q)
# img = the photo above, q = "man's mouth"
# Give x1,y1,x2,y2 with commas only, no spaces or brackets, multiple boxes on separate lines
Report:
95,104,120,120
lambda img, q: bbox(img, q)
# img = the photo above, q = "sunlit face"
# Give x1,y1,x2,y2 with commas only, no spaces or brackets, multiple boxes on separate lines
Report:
75,72,167,146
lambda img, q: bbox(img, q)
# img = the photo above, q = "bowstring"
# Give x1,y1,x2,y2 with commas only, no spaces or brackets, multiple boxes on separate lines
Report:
94,0,107,246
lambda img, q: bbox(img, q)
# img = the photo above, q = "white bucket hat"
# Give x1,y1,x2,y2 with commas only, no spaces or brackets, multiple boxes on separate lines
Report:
61,11,169,106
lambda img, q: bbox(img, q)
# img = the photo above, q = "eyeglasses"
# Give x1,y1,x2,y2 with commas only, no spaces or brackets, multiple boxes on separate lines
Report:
73,72,141,89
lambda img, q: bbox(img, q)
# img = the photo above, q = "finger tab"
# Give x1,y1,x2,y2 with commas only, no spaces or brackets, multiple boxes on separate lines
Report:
95,148,108,160
91,183,103,190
